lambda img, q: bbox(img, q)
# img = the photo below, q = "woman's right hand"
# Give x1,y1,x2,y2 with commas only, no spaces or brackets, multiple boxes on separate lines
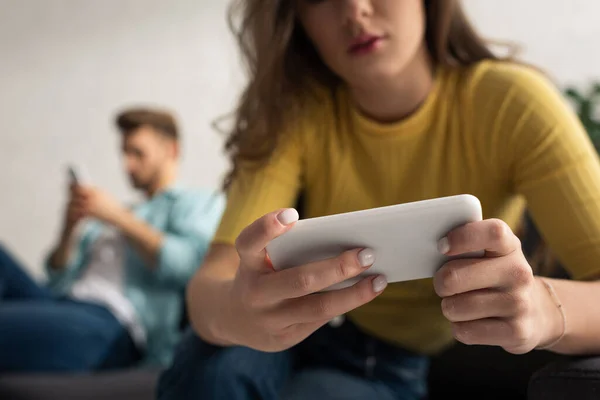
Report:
220,208,388,352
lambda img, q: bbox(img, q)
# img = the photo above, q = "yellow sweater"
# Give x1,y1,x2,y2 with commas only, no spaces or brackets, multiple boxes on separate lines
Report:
213,60,600,355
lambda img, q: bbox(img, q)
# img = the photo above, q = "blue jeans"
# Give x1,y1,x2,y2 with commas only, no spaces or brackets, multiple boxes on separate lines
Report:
0,244,139,372
157,318,429,400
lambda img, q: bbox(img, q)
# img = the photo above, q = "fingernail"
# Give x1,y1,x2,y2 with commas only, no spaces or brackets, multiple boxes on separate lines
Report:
438,237,450,255
372,276,388,293
358,248,375,268
277,208,299,225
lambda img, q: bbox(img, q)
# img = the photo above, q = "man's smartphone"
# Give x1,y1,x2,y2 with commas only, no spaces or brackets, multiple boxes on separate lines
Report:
67,165,90,186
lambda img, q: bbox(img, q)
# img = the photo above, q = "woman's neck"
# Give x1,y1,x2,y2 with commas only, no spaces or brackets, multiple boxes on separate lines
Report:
349,44,435,124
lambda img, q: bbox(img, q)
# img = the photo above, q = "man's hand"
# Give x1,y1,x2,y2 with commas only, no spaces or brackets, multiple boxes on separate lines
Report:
71,184,165,267
49,184,90,270
72,185,126,226
62,186,87,235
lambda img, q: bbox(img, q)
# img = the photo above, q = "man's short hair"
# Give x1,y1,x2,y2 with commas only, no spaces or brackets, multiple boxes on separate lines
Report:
115,107,179,140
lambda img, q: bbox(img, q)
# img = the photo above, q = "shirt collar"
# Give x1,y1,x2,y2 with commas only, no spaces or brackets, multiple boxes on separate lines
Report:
149,180,185,201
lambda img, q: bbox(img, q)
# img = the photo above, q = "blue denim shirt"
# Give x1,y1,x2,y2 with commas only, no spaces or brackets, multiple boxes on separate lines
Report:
45,185,225,367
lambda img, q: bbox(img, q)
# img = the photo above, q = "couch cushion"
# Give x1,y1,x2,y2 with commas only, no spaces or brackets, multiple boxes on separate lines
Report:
528,356,600,400
428,343,569,400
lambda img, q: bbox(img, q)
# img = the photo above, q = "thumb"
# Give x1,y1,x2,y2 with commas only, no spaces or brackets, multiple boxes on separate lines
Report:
235,208,299,272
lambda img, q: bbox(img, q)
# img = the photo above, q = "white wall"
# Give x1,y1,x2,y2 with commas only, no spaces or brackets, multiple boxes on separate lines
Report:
0,0,244,278
464,0,600,87
1,0,599,278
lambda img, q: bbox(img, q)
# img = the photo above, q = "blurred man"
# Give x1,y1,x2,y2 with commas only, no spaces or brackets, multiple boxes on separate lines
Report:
0,107,224,372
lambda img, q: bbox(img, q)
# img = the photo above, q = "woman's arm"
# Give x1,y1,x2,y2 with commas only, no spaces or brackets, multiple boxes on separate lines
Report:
186,119,308,345
466,62,600,354
540,277,600,354
510,76,600,354
186,243,240,346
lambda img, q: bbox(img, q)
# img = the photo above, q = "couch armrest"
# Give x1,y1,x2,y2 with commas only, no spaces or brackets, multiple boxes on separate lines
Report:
528,356,600,400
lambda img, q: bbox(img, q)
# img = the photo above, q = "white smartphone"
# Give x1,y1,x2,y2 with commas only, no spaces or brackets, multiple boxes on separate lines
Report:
67,164,90,186
266,194,484,291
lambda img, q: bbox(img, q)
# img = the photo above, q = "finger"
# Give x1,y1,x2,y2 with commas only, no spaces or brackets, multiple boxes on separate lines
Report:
441,289,529,322
258,248,375,301
71,185,86,195
280,275,387,324
451,318,512,346
451,317,534,353
235,208,299,272
433,254,533,297
69,204,88,216
69,207,86,216
69,181,84,190
275,318,331,349
73,205,87,215
439,219,521,258
71,192,88,203
68,213,86,223
70,198,87,207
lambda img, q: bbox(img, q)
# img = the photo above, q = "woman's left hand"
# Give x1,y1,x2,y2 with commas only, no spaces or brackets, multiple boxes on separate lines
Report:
433,219,562,354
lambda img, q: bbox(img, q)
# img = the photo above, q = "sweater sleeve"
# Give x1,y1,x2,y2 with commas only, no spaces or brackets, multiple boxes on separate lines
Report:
154,191,225,288
212,128,306,246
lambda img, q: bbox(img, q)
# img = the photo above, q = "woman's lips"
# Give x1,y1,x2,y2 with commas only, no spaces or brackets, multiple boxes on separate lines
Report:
348,34,384,55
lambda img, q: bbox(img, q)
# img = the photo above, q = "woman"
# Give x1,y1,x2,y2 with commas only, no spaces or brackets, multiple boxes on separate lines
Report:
158,1,600,399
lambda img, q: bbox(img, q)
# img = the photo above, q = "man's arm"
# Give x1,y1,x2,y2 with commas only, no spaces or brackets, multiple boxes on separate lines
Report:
112,210,163,268
48,186,87,270
110,196,223,276
76,184,224,282
47,229,78,270
71,185,163,268
150,193,225,287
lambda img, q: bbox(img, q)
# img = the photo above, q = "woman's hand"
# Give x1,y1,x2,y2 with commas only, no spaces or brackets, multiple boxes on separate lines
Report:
434,218,564,354
219,208,388,352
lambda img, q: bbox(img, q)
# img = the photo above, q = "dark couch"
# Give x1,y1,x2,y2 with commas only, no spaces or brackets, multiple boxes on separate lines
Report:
1,345,599,400
0,369,160,400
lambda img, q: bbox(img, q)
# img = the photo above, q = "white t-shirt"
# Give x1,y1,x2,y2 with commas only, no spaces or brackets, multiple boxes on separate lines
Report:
70,226,146,348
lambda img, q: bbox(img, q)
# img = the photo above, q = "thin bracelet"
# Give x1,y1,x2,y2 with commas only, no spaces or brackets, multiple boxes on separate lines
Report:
536,278,567,350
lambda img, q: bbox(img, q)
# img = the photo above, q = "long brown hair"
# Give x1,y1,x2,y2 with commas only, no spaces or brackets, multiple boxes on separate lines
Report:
220,0,512,190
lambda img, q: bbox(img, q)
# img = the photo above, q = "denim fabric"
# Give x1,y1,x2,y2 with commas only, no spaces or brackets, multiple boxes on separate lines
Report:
0,244,139,372
157,319,429,400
